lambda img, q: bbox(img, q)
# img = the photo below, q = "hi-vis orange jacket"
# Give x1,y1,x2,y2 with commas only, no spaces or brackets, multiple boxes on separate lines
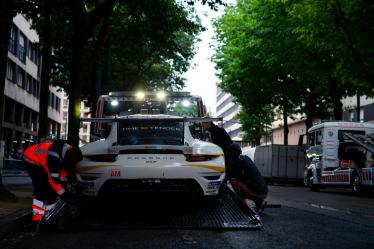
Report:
23,140,72,196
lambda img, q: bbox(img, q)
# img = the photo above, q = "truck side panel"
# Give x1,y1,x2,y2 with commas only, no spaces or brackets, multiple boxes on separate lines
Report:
247,145,304,183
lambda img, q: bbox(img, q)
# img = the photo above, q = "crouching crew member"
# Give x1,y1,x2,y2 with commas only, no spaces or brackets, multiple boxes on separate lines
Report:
23,139,82,229
226,143,268,213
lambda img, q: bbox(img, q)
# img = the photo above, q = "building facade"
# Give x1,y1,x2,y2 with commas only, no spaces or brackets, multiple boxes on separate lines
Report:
216,87,374,146
60,93,91,147
271,96,374,145
2,15,63,158
216,88,242,140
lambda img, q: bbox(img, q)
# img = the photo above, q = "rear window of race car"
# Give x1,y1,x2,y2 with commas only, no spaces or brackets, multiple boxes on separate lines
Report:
117,120,184,145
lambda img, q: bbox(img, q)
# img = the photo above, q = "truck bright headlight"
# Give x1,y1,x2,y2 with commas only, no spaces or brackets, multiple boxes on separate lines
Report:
111,100,119,106
157,91,166,100
136,91,145,99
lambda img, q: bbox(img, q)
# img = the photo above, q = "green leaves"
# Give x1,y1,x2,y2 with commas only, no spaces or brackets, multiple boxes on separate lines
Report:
105,0,202,92
214,0,374,141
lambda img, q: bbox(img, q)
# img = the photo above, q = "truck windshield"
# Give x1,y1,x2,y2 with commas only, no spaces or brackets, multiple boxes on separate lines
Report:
117,120,184,145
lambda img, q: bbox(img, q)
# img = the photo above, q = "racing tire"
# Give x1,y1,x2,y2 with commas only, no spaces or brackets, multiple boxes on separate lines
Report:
351,174,362,194
307,171,319,192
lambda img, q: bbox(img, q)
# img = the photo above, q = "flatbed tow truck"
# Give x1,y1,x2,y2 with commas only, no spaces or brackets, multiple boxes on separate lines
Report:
48,91,263,231
45,184,263,231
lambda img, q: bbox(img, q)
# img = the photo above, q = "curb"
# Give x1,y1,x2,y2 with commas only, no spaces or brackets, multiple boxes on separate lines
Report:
0,208,32,238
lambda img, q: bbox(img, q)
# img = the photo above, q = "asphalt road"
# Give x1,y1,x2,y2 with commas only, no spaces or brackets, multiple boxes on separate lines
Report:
1,185,373,249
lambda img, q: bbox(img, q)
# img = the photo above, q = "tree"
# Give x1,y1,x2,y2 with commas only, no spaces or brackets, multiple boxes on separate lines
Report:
103,0,201,93
291,0,374,118
236,107,274,145
48,0,225,147
214,0,373,145
214,0,305,145
28,0,53,141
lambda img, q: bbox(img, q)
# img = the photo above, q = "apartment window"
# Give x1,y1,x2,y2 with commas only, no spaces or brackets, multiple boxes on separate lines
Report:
14,103,22,126
26,74,32,92
8,25,17,55
6,60,16,82
18,33,26,62
63,99,68,108
32,79,40,98
31,112,38,131
28,41,35,62
28,42,40,65
17,67,25,88
82,123,88,133
35,50,40,65
4,98,13,123
36,81,40,98
31,80,35,96
28,41,32,59
55,97,61,111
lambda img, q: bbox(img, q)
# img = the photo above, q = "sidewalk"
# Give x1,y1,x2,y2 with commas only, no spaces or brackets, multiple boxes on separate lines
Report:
0,185,32,238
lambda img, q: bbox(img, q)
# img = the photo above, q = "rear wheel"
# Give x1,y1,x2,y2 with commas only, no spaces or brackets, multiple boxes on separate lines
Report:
351,174,362,194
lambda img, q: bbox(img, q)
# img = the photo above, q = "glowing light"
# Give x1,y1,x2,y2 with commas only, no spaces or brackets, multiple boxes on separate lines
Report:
136,91,145,99
157,91,166,100
182,100,190,107
111,100,119,106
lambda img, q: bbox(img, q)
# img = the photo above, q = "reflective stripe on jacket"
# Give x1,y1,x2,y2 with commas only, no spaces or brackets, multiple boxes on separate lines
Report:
23,142,52,167
23,141,66,196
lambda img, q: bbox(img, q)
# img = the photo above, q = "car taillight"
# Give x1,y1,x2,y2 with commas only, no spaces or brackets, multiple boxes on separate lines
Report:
185,154,212,162
84,154,118,162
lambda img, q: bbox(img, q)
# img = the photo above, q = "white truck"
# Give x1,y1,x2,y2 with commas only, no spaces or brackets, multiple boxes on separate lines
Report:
303,121,374,193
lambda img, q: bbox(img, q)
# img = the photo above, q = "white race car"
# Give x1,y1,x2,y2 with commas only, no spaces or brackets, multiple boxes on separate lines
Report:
77,115,225,198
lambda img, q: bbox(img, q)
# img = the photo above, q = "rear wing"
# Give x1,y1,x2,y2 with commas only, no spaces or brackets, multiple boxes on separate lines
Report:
81,117,223,123
83,117,223,141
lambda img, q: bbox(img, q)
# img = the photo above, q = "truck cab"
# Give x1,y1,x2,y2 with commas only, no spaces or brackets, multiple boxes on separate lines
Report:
304,121,374,192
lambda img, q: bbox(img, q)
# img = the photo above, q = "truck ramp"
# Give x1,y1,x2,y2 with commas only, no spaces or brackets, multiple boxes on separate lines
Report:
343,132,374,153
52,185,262,231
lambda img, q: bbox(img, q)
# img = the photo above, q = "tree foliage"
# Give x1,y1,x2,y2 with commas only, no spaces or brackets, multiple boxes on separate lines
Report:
104,0,202,93
213,0,374,144
31,0,215,146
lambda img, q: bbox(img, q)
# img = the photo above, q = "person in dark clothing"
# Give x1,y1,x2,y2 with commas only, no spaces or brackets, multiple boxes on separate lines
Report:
201,121,233,159
201,121,233,151
225,143,268,213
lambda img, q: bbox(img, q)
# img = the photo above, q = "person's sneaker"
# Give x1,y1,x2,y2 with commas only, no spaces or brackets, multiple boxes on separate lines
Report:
255,200,266,213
